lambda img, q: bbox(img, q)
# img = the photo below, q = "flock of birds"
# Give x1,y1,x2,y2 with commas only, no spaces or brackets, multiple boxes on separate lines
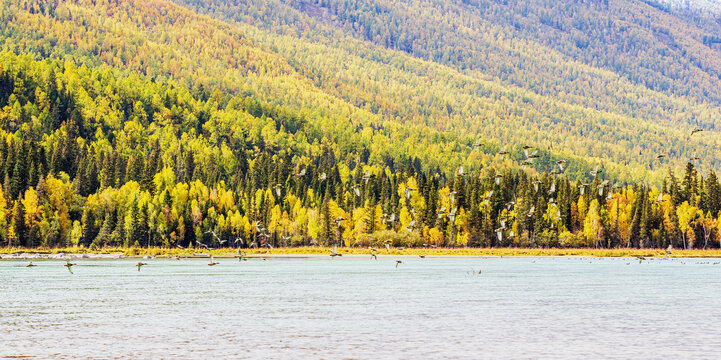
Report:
469,125,707,243
20,243,717,273
20,251,422,273
161,125,706,253
24,260,83,274
20,241,426,273
471,141,597,242
18,245,718,275
16,126,712,273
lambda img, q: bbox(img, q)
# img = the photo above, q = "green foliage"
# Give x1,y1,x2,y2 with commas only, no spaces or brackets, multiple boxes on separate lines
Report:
1,0,721,183
1,3,721,249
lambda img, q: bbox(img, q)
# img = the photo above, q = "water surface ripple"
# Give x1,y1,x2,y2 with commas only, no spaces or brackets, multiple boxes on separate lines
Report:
1,257,720,359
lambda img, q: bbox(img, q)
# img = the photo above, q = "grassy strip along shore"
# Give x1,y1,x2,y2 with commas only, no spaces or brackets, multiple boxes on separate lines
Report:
1,247,721,258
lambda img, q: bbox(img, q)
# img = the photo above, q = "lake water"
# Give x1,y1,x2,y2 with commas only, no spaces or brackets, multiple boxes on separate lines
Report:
1,256,720,359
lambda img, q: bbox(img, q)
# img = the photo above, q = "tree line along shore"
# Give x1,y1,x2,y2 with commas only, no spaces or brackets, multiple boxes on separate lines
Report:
1,247,720,259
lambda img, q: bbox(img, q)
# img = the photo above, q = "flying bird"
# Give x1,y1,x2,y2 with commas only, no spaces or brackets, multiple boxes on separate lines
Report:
208,255,219,266
395,260,403,268
64,260,76,274
548,181,556,194
26,262,37,268
494,173,503,185
318,172,327,181
204,230,224,247
655,193,665,204
505,200,515,210
363,171,375,184
352,184,361,197
448,207,458,222
273,184,283,197
522,145,533,158
294,168,306,178
406,220,415,232
498,146,509,160
598,180,609,196
136,262,148,272
578,183,589,195
532,180,542,193
483,191,493,206
405,187,415,199
330,246,342,257
437,206,447,219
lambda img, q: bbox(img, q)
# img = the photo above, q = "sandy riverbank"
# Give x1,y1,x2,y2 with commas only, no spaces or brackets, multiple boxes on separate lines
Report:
2,247,721,259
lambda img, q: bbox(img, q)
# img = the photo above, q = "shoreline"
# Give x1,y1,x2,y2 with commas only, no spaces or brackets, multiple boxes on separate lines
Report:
2,247,721,260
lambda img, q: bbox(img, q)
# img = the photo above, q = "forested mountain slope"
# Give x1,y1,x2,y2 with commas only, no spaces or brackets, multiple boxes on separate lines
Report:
1,53,720,251
175,0,721,177
2,0,721,182
1,0,721,250
661,0,721,13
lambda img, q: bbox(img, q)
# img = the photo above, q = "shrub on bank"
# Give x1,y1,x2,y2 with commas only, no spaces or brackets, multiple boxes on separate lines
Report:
352,230,423,248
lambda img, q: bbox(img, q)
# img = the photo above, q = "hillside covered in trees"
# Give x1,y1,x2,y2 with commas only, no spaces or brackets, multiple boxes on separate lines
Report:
2,53,721,250
1,0,721,249
2,0,721,181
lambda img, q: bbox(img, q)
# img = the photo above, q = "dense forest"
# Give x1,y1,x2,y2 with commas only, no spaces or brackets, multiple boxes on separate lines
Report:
2,0,721,184
174,0,721,175
1,53,721,250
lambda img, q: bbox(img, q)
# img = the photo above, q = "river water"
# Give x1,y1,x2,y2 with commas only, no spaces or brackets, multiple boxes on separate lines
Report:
1,256,720,359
